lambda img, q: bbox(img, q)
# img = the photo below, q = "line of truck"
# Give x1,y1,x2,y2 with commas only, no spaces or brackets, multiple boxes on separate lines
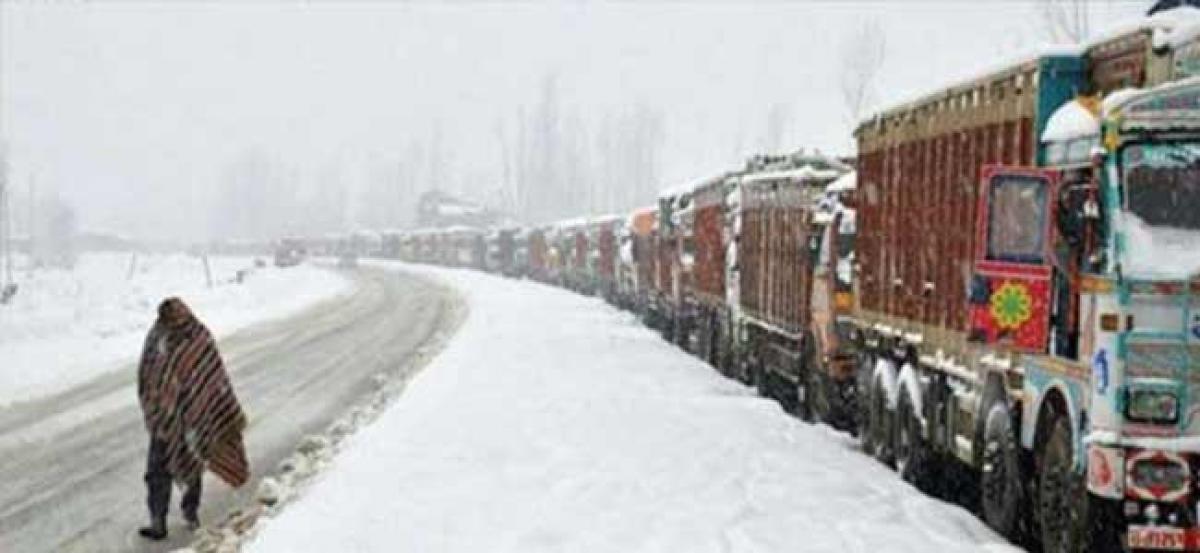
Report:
310,10,1200,552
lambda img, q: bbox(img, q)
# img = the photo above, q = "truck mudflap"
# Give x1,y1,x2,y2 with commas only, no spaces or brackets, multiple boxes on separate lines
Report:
1127,526,1198,551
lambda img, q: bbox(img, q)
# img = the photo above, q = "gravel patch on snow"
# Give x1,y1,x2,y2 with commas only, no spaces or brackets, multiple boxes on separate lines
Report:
238,263,1017,553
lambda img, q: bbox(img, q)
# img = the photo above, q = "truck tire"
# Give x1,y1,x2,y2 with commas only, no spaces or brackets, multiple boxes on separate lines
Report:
895,389,929,489
703,314,719,369
806,366,828,425
716,323,733,379
830,378,856,434
980,401,1023,540
1083,495,1124,553
753,362,769,398
1037,411,1085,553
868,374,894,466
795,333,818,423
857,354,877,454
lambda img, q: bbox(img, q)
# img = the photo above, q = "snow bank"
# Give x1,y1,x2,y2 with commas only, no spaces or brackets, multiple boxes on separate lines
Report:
247,264,1016,553
0,253,353,407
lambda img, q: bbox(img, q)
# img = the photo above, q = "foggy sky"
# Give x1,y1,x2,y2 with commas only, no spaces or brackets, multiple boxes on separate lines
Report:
1,1,1146,241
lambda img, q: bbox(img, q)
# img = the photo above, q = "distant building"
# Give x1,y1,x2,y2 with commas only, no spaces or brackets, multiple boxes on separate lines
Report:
416,190,502,228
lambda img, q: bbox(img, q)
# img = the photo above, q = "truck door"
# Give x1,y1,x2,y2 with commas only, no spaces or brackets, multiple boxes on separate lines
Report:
968,166,1059,352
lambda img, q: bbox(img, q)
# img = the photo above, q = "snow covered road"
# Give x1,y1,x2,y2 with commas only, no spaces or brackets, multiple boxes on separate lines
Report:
0,253,353,407
0,267,459,553
248,264,1020,553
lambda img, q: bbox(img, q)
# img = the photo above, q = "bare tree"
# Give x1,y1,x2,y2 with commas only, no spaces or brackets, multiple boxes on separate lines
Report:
839,19,887,126
0,144,11,288
764,102,790,152
1038,0,1092,43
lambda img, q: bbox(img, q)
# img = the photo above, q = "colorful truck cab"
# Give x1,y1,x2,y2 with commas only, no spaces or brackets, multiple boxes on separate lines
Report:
1032,77,1200,551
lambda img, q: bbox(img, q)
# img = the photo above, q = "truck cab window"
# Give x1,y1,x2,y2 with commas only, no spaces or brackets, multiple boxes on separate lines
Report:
986,175,1049,264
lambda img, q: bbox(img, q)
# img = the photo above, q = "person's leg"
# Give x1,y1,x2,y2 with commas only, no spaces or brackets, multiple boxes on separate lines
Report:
181,472,201,529
140,437,171,540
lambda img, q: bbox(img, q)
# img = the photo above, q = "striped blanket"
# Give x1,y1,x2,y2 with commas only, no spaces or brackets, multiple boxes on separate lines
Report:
138,298,249,488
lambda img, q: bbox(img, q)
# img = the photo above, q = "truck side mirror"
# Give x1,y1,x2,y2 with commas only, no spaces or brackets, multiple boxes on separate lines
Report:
1056,183,1093,247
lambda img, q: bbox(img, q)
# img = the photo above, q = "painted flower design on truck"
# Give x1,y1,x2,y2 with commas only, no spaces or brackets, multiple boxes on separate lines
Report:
990,281,1033,329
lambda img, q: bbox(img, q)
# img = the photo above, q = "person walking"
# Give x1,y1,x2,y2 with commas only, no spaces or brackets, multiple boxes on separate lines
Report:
137,297,249,540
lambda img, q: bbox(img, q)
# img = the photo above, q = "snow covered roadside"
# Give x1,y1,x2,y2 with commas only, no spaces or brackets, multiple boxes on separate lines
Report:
0,253,353,407
245,263,1017,553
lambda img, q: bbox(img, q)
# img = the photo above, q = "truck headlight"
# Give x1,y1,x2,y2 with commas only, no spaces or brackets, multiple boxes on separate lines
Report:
1126,389,1179,424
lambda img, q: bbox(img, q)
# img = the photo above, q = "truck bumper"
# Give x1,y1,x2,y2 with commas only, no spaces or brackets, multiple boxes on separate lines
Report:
1090,442,1200,550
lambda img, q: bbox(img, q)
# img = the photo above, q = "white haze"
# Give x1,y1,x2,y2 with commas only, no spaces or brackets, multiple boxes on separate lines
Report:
0,1,1146,242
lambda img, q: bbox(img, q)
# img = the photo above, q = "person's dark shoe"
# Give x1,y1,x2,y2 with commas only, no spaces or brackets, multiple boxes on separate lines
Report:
137,518,167,541
183,510,200,531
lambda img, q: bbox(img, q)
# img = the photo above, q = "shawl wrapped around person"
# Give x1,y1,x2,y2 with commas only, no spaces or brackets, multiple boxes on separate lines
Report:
137,297,249,488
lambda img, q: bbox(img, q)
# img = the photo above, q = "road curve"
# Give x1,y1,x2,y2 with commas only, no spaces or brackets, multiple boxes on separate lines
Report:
0,266,459,553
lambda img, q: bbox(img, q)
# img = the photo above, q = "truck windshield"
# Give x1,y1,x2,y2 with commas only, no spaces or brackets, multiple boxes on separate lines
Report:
1123,142,1200,231
1120,142,1200,278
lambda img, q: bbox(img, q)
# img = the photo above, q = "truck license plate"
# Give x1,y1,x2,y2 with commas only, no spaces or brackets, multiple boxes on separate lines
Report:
1128,526,1186,550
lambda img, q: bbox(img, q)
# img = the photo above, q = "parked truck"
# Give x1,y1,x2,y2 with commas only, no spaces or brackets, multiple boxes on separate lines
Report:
732,155,850,419
627,206,659,322
850,23,1200,548
588,215,622,304
678,174,736,373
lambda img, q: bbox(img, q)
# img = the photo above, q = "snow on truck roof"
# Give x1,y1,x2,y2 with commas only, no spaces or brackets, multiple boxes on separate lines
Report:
740,164,841,185
1108,76,1200,126
657,173,729,200
552,216,591,231
1041,98,1100,143
825,171,857,193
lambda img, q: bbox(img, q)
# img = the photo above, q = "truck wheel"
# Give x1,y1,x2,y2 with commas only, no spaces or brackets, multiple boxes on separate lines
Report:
753,363,769,398
716,326,732,378
702,316,718,368
1037,412,1085,553
806,366,829,425
675,316,691,349
980,401,1023,540
868,375,894,466
895,389,928,489
1083,495,1124,553
795,334,818,423
789,371,810,421
857,355,877,452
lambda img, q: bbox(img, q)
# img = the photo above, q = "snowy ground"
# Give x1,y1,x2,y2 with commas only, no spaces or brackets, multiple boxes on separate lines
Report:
246,263,1018,553
0,253,353,407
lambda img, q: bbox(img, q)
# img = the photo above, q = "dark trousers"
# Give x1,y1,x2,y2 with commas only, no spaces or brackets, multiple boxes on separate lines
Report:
144,437,201,521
